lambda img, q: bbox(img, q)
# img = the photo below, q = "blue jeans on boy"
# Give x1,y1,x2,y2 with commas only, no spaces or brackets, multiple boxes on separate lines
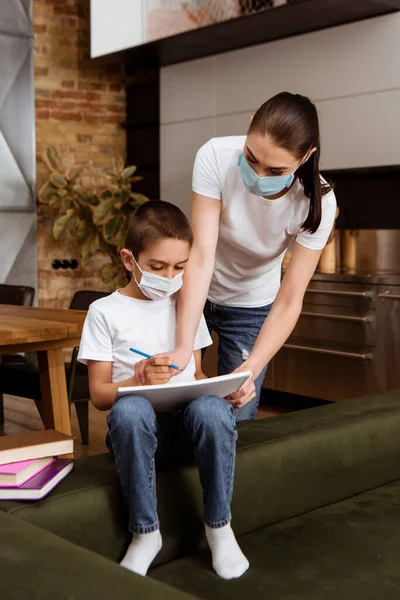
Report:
107,394,238,534
204,300,273,422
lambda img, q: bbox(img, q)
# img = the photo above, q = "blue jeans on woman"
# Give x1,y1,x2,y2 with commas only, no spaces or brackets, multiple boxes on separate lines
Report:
204,300,273,422
107,394,238,534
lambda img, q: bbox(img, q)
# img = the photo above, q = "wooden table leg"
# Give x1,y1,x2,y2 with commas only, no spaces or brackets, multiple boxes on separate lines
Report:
37,348,72,437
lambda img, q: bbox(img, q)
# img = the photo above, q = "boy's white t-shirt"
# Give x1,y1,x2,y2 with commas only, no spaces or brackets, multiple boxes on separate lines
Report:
78,291,212,384
192,136,337,308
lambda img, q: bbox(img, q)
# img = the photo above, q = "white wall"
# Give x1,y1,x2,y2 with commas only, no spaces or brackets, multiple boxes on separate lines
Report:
0,0,37,292
160,13,400,216
90,0,145,58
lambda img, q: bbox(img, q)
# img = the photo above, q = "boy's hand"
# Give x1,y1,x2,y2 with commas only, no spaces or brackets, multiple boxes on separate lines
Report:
143,357,174,386
134,352,184,384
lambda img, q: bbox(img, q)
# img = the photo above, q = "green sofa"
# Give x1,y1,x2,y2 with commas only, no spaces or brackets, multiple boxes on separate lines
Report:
2,390,400,599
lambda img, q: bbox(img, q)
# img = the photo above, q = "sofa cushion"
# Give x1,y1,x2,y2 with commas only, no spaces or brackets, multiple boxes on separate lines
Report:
152,479,400,600
1,392,400,568
0,511,196,600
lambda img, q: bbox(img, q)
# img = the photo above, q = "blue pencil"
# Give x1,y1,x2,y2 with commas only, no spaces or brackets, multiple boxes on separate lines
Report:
129,347,181,371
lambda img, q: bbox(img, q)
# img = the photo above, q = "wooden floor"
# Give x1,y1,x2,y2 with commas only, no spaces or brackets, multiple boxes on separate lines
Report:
0,394,294,459
1,395,108,459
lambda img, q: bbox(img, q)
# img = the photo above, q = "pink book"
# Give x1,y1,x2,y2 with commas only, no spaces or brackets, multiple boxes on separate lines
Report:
0,459,73,500
0,457,55,487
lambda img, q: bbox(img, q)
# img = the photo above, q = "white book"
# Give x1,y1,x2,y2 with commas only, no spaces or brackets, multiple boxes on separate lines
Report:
115,371,253,411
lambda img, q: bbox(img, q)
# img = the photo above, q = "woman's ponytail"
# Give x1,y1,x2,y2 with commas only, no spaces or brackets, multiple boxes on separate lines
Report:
298,147,323,234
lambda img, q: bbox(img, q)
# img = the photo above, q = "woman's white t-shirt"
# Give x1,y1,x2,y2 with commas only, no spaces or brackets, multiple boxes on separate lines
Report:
192,136,337,308
78,291,212,383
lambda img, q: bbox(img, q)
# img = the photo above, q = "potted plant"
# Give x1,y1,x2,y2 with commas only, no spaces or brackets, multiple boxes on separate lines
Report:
38,147,148,288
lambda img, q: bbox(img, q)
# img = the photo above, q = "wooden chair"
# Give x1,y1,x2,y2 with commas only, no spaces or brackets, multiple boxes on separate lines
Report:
0,290,109,444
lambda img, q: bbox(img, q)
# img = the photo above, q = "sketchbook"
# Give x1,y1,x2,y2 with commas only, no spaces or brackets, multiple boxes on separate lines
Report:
115,371,253,411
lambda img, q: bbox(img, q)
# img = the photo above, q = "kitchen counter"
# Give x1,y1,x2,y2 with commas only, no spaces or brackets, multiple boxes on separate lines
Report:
269,266,400,401
312,269,400,286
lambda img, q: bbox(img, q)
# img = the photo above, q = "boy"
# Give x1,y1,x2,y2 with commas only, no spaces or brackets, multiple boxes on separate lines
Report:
78,201,249,579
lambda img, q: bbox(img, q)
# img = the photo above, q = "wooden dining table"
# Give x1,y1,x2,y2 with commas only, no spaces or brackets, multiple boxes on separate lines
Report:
0,305,86,437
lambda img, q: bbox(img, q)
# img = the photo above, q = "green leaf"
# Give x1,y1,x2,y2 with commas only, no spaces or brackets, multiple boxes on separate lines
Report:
66,215,78,233
103,213,125,242
77,219,89,241
98,236,111,254
121,165,137,179
72,184,87,198
60,198,74,214
92,198,116,224
129,193,149,205
114,226,127,249
51,172,68,189
113,156,125,174
100,262,120,284
69,166,83,182
38,181,58,203
53,209,74,240
81,234,98,267
56,188,69,198
46,147,63,172
100,190,113,200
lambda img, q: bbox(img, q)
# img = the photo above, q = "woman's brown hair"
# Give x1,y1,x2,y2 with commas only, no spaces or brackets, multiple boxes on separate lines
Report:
249,92,331,233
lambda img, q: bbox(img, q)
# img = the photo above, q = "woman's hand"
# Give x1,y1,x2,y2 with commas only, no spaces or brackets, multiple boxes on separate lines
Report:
160,346,192,377
225,364,257,409
226,377,256,409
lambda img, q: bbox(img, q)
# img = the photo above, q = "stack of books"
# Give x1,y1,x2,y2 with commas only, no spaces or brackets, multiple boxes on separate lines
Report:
0,430,74,501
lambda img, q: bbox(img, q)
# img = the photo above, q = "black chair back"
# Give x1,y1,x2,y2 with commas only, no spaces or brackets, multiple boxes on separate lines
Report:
69,290,110,311
0,284,35,306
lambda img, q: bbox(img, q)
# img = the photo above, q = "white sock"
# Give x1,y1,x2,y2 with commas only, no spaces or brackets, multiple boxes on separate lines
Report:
205,523,249,580
120,530,162,577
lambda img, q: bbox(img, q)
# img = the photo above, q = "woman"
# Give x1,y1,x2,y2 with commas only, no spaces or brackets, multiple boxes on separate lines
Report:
147,92,336,420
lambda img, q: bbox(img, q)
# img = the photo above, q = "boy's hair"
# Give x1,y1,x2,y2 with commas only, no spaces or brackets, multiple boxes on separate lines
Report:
125,200,193,257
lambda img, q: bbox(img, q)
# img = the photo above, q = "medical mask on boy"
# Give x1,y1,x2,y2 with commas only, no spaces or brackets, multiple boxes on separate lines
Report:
130,252,183,300
238,152,307,197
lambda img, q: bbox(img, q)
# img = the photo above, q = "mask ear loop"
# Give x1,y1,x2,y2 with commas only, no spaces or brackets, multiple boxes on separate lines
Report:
293,149,313,181
299,148,313,169
130,252,142,286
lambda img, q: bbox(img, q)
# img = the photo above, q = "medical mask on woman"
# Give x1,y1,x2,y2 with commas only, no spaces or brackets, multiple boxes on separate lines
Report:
238,152,305,197
130,252,183,300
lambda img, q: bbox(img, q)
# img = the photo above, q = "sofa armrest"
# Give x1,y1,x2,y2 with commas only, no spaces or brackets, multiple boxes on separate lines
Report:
0,511,197,600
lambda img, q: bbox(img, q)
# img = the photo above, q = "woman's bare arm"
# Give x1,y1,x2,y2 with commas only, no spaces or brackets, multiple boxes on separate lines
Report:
174,192,221,367
228,241,323,408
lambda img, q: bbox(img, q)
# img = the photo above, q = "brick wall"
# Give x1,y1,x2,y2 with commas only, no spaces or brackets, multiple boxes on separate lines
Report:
35,0,127,308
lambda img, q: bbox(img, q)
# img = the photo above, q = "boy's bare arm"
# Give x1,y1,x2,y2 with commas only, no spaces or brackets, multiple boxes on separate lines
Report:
194,350,208,380
87,358,175,410
87,361,138,411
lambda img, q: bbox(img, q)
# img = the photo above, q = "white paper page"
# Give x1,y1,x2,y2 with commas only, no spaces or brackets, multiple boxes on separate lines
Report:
115,371,252,411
